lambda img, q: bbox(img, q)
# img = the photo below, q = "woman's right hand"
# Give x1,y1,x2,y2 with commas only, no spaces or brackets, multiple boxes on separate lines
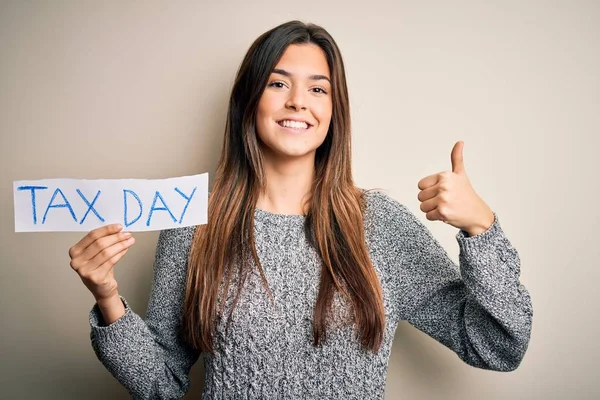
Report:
69,224,135,303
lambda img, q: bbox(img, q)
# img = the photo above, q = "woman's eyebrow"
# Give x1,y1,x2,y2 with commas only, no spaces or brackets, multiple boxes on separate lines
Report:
272,68,331,83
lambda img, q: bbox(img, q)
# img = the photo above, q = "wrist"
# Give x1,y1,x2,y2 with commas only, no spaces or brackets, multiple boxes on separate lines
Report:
96,294,125,325
466,211,495,237
96,292,121,310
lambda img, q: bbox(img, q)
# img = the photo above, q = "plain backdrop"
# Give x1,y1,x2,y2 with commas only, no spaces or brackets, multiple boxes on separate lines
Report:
1,1,598,399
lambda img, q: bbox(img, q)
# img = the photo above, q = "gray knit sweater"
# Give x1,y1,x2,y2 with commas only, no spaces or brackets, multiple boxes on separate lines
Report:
89,191,533,399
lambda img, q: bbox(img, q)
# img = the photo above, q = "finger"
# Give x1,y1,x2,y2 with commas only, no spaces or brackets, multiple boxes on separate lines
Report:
80,230,133,262
86,236,135,272
417,173,441,190
417,184,440,202
92,247,130,281
451,141,466,175
419,197,439,214
69,224,124,259
72,234,134,272
425,205,453,222
425,207,444,222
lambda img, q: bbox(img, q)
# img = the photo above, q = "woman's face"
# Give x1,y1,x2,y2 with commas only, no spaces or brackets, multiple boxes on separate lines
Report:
255,43,333,162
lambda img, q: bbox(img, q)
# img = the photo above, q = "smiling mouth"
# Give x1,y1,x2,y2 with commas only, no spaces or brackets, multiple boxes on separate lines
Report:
277,120,313,130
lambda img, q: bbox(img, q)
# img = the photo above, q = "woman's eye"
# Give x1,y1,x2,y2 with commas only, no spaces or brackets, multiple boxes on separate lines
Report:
268,81,286,88
312,87,328,94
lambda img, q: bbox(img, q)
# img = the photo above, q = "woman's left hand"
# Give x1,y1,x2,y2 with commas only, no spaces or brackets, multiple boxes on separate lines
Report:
417,141,495,237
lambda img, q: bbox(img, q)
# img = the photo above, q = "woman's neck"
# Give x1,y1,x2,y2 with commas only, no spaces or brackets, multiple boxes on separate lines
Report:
256,155,315,215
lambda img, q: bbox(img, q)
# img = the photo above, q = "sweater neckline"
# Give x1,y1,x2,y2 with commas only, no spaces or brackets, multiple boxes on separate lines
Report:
254,207,307,224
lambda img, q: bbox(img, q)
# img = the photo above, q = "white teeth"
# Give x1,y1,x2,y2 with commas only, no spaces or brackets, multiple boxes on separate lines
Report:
279,120,309,129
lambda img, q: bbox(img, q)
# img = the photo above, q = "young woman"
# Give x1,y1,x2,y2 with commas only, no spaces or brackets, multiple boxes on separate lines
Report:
69,20,533,399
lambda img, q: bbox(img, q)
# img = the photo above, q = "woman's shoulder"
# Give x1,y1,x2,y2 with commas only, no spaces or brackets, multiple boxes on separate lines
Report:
360,189,409,216
359,188,423,234
156,225,198,253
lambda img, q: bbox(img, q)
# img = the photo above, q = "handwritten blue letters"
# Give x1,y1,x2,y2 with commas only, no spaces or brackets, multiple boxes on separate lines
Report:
17,186,197,228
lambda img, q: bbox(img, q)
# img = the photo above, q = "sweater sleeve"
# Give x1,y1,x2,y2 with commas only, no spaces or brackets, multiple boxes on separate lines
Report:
89,226,201,399
378,194,533,371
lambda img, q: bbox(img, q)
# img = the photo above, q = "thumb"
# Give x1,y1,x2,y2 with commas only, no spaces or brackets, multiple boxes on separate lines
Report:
451,141,466,175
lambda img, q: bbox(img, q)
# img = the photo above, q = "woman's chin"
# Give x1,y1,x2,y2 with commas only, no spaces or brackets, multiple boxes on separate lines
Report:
265,147,317,161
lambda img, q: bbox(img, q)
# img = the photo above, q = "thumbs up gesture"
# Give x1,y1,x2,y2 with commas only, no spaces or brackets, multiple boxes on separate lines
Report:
417,141,495,236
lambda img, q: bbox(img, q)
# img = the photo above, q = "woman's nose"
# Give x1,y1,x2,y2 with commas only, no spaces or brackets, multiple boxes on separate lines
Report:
285,88,307,111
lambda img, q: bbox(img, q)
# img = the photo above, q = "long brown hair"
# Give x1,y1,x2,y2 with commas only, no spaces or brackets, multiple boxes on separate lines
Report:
182,20,385,353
